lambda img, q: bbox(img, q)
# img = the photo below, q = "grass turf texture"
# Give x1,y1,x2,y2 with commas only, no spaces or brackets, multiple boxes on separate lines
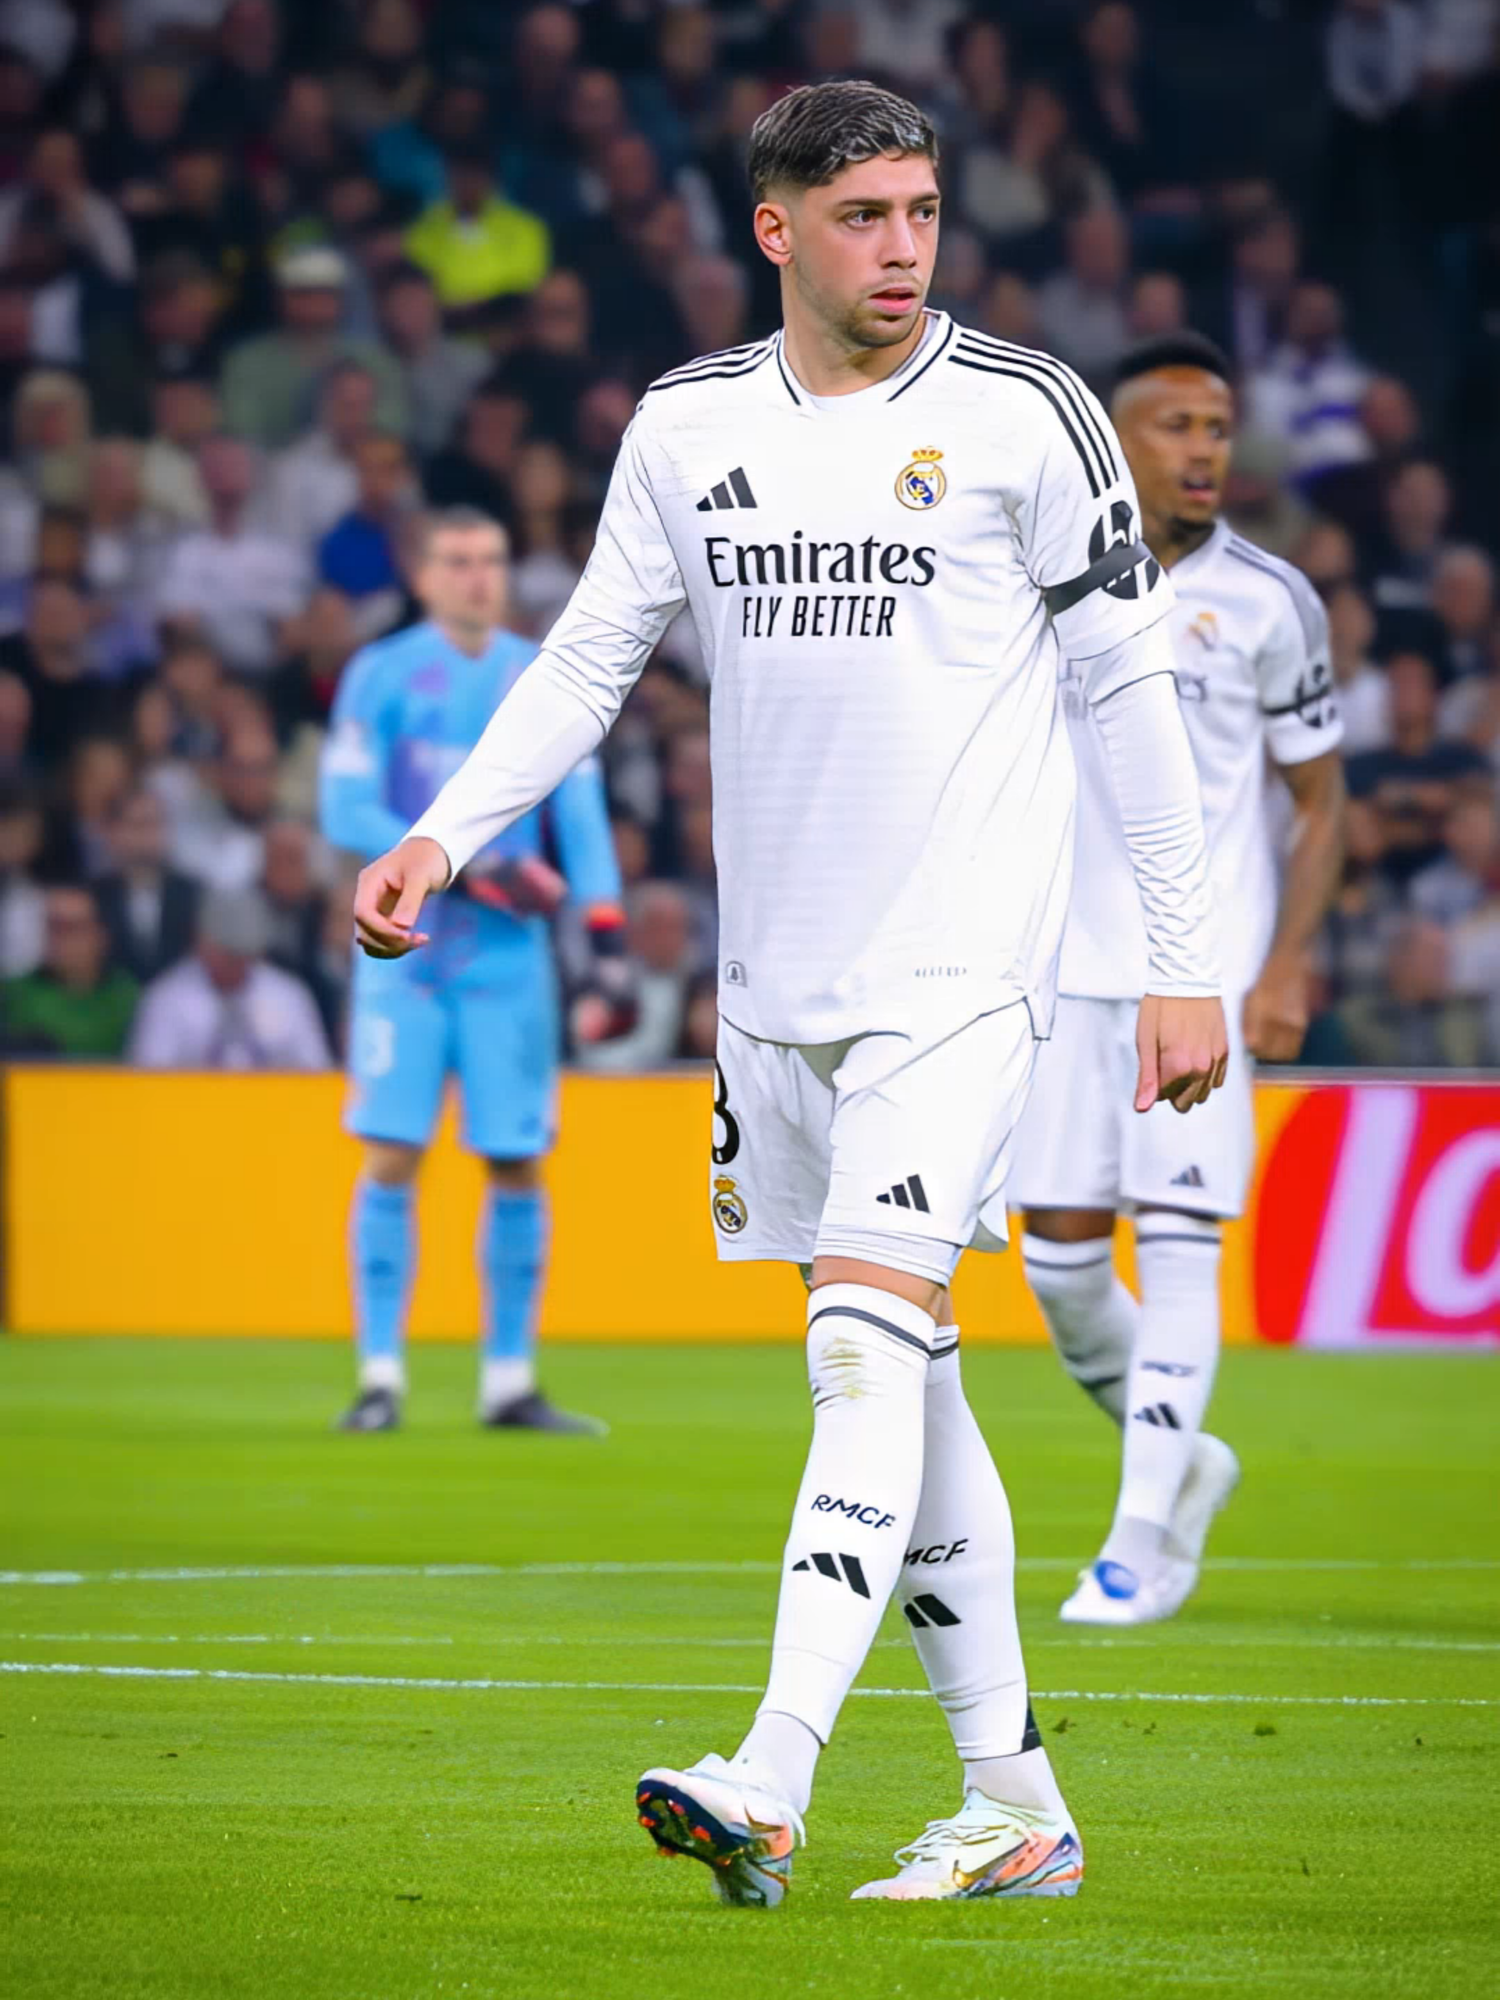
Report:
1,1340,1497,2000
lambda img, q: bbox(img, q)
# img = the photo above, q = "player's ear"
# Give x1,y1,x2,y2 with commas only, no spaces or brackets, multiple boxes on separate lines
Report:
753,198,794,269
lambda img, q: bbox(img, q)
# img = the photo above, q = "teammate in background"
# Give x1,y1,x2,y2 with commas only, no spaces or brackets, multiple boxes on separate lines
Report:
349,85,1228,1905
1004,334,1346,1625
320,507,633,1435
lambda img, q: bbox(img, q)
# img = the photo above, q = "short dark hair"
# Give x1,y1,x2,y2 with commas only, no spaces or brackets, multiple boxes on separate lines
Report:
1112,333,1233,397
746,80,938,204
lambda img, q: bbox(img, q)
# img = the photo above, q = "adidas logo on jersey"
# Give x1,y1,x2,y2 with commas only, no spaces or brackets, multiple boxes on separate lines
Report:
876,1174,930,1213
1133,1402,1182,1430
695,467,758,512
792,1552,870,1598
1169,1164,1207,1188
902,1593,961,1629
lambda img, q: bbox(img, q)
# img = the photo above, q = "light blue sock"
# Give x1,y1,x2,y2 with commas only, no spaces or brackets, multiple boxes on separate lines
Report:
351,1180,414,1392
479,1186,547,1408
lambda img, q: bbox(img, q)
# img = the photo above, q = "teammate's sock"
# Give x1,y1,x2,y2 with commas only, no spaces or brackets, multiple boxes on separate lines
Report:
731,1710,821,1817
1106,1214,1223,1558
478,1185,546,1409
1021,1233,1137,1425
352,1180,414,1393
902,1339,1065,1810
757,1284,931,1749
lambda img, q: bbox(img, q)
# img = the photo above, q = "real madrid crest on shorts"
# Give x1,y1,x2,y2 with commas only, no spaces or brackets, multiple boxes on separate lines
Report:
895,448,946,511
711,1174,748,1234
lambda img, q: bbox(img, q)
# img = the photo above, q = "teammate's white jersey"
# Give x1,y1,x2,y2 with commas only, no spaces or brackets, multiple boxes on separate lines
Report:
413,313,1220,1046
1057,519,1342,1001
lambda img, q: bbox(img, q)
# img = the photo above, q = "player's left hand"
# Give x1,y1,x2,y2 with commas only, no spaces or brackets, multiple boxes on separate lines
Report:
1135,994,1229,1115
1243,953,1310,1064
353,836,451,958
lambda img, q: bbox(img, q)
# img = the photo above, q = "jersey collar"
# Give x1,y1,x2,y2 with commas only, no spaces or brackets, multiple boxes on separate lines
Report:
773,311,956,412
1169,516,1231,584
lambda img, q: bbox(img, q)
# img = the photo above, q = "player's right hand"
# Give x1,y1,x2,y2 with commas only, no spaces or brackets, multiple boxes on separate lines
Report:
1134,994,1229,1115
352,836,452,958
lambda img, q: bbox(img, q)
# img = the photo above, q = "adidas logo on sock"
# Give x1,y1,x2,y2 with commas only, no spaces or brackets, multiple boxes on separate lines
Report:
695,467,758,511
902,1592,961,1629
792,1551,869,1598
1169,1164,1206,1188
1133,1401,1182,1429
876,1174,930,1213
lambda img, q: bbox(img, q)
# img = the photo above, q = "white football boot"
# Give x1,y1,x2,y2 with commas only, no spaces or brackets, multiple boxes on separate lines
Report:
851,1791,1082,1901
635,1752,803,1907
1165,1432,1241,1574
1060,1432,1240,1624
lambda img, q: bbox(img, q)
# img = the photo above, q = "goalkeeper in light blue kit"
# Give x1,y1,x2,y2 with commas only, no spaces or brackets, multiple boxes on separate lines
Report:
320,505,632,1434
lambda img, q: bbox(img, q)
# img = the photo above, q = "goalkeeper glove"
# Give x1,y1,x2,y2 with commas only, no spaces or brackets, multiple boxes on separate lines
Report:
570,906,638,1044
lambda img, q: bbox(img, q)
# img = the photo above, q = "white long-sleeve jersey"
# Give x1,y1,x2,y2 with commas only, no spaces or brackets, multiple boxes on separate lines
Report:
412,313,1220,1046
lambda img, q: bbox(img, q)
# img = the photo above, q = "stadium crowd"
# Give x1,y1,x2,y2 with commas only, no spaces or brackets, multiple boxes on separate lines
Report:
0,0,1497,1069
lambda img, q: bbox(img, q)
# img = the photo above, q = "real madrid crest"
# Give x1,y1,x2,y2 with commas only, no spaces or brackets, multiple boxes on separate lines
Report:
712,1174,748,1234
895,448,946,511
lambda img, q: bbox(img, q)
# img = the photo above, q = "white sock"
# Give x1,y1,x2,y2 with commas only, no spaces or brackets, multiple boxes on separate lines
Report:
756,1283,931,1769
732,1710,820,1817
359,1357,404,1393
480,1357,536,1410
902,1338,1068,1819
1105,1215,1222,1563
1021,1233,1138,1425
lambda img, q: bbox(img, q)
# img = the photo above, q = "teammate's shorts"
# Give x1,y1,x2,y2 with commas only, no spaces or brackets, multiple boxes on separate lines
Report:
344,949,559,1159
708,1002,1038,1282
1001,992,1253,1221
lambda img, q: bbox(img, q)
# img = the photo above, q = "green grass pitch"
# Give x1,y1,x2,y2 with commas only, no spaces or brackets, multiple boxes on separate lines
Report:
2,1336,1497,2000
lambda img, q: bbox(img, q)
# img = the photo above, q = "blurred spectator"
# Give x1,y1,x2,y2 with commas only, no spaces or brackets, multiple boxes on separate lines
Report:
259,358,380,549
953,53,1107,263
1304,374,1422,542
269,585,358,743
1127,270,1187,340
1,881,137,1057
93,784,201,982
0,128,135,286
1067,3,1195,212
128,884,330,1068
424,382,528,523
1036,207,1132,386
1293,519,1359,599
1214,206,1299,373
0,574,114,764
574,879,693,1073
1340,915,1492,1067
1246,282,1373,490
152,434,310,676
1412,793,1500,925
673,252,748,363
92,53,196,205
375,261,489,455
403,142,550,310
260,814,340,1030
317,430,416,641
0,669,33,779
492,267,597,444
1365,459,1453,627
1345,651,1492,879
681,971,718,1060
1326,581,1392,755
141,369,216,527
84,437,174,636
1221,427,1311,561
328,0,431,142
507,439,582,639
66,734,134,878
168,714,281,892
0,777,45,976
187,0,285,152
1429,547,1495,685
976,271,1041,348
8,369,92,509
220,246,405,450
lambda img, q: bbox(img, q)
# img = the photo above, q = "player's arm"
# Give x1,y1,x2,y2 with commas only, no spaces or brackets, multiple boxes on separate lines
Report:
1017,383,1226,1113
319,647,413,859
1244,582,1346,1062
354,418,687,959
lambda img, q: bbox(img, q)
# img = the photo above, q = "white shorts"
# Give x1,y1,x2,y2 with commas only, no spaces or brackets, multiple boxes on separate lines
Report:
709,1003,1038,1284
1001,993,1254,1221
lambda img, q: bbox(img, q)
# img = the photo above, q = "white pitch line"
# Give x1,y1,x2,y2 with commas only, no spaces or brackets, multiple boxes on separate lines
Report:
2,1633,454,1647
2,1661,1496,1708
2,1557,1498,1587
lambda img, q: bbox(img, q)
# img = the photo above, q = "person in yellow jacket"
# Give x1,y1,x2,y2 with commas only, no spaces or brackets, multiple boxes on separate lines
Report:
403,141,551,310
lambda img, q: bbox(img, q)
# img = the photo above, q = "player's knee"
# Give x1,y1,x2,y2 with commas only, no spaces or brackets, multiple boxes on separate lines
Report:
1023,1206,1115,1245
364,1140,423,1187
485,1155,543,1192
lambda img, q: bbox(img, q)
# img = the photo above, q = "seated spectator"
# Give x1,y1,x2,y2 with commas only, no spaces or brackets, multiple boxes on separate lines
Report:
0,881,138,1058
0,777,45,977
131,138,267,338
1326,581,1391,755
0,574,118,765
1411,794,1500,926
1429,546,1494,685
1345,651,1492,880
680,970,718,1060
673,252,747,364
0,671,35,782
151,434,310,677
316,431,417,641
128,885,330,1069
0,128,135,287
1364,458,1453,633
1221,426,1311,561
258,359,383,552
187,1,288,154
65,735,134,878
269,586,359,743
1208,205,1300,374
91,52,195,212
1338,918,1492,1068
140,369,217,528
88,252,230,434
976,271,1041,348
1312,795,1408,1024
423,383,528,524
93,784,200,983
219,246,405,451
574,879,692,1073
403,141,550,310
1246,281,1372,491
168,714,282,893
1304,373,1422,543
1127,270,1187,340
1291,519,1358,598
1067,3,1196,213
7,368,92,512
260,816,338,1029
492,267,598,445
84,438,174,654
507,439,581,638
375,261,489,457
327,0,431,142
951,29,1107,261
1036,207,1132,387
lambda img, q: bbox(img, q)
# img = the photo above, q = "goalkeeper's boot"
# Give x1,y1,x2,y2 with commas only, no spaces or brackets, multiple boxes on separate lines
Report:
336,1386,399,1432
851,1791,1082,1901
635,1752,803,1907
480,1389,607,1437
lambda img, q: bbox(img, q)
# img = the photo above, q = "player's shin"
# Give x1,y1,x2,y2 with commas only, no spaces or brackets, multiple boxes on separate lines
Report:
745,1284,931,1805
478,1184,547,1410
351,1180,414,1392
902,1341,1067,1817
1104,1213,1222,1572
1021,1233,1138,1425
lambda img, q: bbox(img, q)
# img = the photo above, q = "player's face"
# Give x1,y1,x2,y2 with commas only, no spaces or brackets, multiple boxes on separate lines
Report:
758,152,940,353
417,526,509,630
1113,369,1234,536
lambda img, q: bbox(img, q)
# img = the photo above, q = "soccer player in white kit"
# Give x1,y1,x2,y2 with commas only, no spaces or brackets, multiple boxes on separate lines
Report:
350,86,1228,1906
1002,334,1346,1627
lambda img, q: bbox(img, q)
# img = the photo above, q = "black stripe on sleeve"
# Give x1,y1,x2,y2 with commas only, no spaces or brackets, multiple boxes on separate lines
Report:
949,354,1102,497
955,333,1118,486
646,351,773,394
